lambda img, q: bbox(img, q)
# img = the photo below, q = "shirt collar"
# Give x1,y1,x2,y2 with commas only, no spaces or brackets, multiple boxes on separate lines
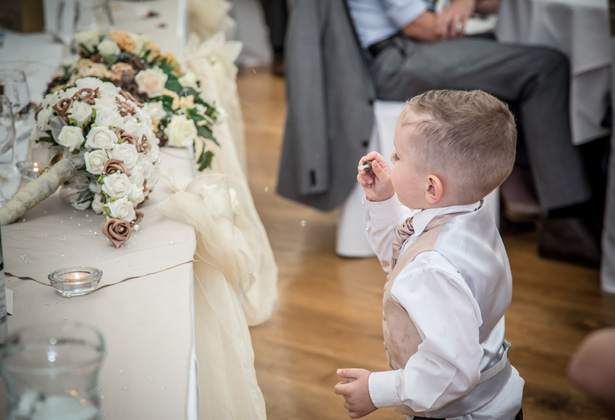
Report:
412,200,483,236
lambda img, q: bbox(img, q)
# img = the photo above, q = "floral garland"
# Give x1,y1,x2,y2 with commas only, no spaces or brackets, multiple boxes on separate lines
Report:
47,29,222,171
31,77,160,247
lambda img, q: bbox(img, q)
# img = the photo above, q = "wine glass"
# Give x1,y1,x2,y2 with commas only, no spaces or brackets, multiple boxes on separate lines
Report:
0,69,32,164
0,95,18,206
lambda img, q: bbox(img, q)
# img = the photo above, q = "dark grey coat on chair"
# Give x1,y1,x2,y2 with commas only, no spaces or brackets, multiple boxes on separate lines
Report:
276,0,375,211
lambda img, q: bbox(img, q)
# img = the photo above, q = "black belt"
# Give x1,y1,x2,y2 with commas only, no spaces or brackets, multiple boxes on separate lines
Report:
367,34,399,56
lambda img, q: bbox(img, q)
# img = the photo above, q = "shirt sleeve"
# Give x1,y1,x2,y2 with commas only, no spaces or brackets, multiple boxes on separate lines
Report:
382,0,428,29
368,252,484,412
364,194,413,272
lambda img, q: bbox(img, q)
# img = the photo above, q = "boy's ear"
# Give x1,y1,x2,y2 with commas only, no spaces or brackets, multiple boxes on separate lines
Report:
425,174,443,205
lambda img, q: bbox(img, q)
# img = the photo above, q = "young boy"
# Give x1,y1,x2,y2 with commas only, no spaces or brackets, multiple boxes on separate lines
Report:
334,90,524,420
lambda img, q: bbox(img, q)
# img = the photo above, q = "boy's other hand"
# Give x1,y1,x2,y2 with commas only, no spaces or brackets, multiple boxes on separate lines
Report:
357,152,395,202
334,368,377,418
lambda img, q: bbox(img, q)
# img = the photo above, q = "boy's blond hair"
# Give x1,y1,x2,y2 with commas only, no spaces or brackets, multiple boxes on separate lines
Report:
402,89,517,204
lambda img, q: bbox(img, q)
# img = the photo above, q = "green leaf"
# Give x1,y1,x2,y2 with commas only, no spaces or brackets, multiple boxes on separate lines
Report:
185,107,205,123
158,95,175,113
196,125,218,145
103,54,119,66
165,73,182,92
197,150,214,171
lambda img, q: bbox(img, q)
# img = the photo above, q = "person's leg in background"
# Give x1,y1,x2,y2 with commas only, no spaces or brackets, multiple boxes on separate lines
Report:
259,0,287,76
371,36,600,266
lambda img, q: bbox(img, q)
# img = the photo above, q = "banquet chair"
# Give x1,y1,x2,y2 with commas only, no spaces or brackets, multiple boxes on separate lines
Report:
336,100,501,257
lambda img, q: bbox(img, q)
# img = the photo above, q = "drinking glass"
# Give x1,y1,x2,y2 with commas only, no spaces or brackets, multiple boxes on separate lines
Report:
0,322,106,420
0,69,32,163
0,96,17,206
73,0,114,33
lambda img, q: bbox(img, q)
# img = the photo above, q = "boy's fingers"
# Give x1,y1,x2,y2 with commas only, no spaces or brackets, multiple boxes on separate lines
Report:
338,368,362,379
333,382,348,395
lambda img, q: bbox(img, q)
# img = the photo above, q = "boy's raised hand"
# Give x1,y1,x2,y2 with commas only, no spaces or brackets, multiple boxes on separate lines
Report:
357,152,394,202
334,368,377,418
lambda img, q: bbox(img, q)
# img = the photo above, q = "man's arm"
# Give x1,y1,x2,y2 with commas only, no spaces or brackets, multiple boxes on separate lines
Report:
401,11,439,42
401,0,477,42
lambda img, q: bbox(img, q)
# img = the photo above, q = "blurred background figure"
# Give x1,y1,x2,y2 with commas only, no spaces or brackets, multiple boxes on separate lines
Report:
258,0,287,76
568,327,615,416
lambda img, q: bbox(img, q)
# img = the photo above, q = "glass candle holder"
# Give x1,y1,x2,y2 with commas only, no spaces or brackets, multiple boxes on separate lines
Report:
48,267,102,298
0,322,106,420
16,160,45,181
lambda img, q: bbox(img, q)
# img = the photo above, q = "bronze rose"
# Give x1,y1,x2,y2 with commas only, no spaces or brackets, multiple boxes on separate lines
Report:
133,209,144,225
137,135,151,153
111,63,136,78
115,97,136,117
103,158,131,176
52,97,73,121
119,89,144,107
102,218,131,248
72,87,99,105
114,127,138,145
122,55,146,72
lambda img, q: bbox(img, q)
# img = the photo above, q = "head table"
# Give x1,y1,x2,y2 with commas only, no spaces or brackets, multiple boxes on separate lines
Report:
0,1,277,419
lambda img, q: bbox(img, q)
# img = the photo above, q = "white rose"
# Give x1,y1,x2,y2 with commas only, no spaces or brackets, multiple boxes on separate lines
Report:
60,87,78,101
30,124,43,141
56,126,84,151
117,114,138,134
75,77,105,91
101,173,132,198
86,126,118,150
94,106,123,128
129,184,145,205
68,101,92,126
109,143,139,169
98,39,120,56
143,102,166,122
129,160,146,187
133,33,148,55
135,67,168,98
98,81,118,97
164,115,197,148
73,29,101,51
36,105,53,131
105,197,136,222
91,193,104,214
178,71,198,89
84,149,108,175
146,142,160,163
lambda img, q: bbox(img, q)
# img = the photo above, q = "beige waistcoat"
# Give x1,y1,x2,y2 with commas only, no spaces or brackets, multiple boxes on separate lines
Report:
383,214,460,417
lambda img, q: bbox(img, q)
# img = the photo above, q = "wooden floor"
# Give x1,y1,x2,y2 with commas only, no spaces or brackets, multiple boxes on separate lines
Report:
237,69,615,420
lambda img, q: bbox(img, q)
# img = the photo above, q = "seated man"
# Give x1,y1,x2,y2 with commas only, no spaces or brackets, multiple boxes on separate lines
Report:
347,0,601,267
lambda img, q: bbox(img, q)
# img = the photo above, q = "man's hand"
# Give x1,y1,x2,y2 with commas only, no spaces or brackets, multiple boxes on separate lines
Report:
435,0,476,39
357,152,395,202
334,368,377,419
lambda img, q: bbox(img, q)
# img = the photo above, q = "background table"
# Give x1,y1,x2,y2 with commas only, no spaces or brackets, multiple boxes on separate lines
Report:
496,0,611,145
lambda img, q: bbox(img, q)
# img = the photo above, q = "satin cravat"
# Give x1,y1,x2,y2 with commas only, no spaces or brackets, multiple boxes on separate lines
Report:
391,217,414,269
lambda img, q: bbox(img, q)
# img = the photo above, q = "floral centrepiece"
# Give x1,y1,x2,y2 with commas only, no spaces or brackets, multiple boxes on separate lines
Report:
48,29,223,171
31,77,160,247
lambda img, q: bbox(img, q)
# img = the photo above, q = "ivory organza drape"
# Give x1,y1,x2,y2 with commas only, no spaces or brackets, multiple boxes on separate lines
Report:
157,12,278,419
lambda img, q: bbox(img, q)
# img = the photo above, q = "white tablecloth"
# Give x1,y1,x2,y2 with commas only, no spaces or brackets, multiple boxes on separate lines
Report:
0,1,276,419
496,0,611,145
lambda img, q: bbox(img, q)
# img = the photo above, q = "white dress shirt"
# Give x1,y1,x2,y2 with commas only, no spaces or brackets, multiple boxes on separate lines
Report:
363,195,523,420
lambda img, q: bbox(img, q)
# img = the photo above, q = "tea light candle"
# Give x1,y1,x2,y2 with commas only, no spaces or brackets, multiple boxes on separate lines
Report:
48,267,103,298
16,160,44,181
